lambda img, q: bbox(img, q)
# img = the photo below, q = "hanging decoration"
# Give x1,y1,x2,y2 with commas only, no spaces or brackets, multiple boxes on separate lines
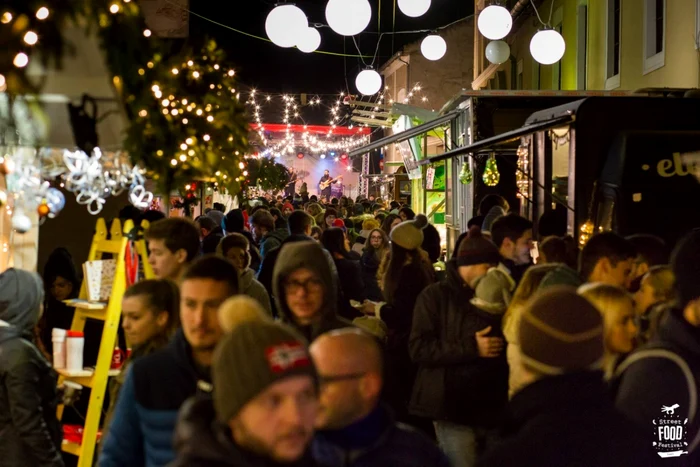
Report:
421,35,447,61
482,153,500,187
398,0,432,18
516,144,529,198
485,40,510,65
355,68,382,96
296,27,322,53
477,4,512,41
459,158,473,185
265,4,309,48
530,29,566,65
173,182,200,216
325,0,372,37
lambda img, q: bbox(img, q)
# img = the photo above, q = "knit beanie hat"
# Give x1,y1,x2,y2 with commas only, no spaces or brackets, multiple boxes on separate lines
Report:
471,265,516,314
671,229,700,307
390,215,427,250
283,202,294,212
518,287,604,376
212,321,317,423
457,226,502,266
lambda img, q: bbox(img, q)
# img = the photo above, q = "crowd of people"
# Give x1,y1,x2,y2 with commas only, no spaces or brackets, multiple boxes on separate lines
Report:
1,192,699,467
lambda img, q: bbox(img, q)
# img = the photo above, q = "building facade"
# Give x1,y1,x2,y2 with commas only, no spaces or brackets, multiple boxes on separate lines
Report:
474,0,700,92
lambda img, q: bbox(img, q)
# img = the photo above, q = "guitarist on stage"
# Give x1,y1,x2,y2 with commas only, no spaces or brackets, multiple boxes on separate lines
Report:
284,167,298,198
318,169,338,203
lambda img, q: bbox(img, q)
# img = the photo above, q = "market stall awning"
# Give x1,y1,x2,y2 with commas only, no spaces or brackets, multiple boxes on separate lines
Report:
416,114,575,166
348,110,461,158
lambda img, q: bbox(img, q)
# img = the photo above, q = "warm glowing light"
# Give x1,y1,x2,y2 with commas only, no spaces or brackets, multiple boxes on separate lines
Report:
1,12,12,23
171,159,178,166
203,134,211,141
206,116,214,122
13,53,29,68
172,68,179,75
228,70,235,77
138,110,147,117
143,29,152,37
192,71,200,78
162,99,170,107
109,3,120,14
36,7,49,20
23,31,38,45
185,137,193,145
180,143,188,150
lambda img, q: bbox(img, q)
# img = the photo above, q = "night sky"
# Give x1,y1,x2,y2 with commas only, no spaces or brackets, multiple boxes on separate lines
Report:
190,0,474,124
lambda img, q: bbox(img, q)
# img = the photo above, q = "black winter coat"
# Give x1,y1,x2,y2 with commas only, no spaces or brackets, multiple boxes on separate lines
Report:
409,260,508,426
202,226,224,255
0,324,63,467
360,250,383,302
334,256,365,320
478,372,661,467
169,396,319,467
380,260,434,422
615,308,700,466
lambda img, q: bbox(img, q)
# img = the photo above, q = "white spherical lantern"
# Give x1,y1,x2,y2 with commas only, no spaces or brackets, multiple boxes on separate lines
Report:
265,4,308,48
398,0,431,18
421,35,447,61
325,0,372,36
477,4,512,40
530,29,566,65
355,69,382,96
485,40,510,64
12,211,32,234
297,27,321,53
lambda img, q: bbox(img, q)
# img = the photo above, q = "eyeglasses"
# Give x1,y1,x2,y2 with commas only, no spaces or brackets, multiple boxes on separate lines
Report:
284,277,323,294
318,372,366,385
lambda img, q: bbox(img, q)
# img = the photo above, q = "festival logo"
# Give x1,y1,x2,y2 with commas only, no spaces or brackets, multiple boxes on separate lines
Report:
653,403,689,458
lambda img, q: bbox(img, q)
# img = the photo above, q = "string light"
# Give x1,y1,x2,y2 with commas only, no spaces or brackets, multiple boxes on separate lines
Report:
36,7,50,20
13,53,29,68
23,31,38,45
109,3,120,14
482,153,500,187
143,29,152,37
1,12,12,24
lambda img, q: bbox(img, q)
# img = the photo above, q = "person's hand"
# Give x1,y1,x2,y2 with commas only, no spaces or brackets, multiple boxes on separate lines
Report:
475,326,504,358
361,300,376,315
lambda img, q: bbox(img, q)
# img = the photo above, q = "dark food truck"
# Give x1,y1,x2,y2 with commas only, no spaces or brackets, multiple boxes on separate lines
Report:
423,95,700,247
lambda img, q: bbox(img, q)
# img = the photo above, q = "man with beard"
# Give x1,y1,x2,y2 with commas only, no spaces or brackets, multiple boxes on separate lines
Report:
170,321,319,466
100,256,239,467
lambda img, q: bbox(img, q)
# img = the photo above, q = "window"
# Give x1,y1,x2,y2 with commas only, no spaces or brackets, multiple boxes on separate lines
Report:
605,0,621,89
643,0,665,74
577,3,588,89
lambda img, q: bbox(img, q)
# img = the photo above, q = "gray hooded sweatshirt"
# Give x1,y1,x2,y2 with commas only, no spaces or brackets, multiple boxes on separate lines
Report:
272,241,351,342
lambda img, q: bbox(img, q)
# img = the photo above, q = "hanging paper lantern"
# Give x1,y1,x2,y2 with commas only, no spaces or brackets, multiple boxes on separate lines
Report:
297,27,321,53
355,69,382,96
459,160,473,185
325,0,372,36
485,40,510,65
421,35,447,61
482,154,500,187
265,4,308,48
12,210,32,233
477,4,512,40
398,0,431,18
530,29,566,65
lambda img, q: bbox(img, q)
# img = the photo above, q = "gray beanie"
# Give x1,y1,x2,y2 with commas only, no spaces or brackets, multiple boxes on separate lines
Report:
482,206,506,235
0,268,44,333
390,215,428,250
471,265,516,314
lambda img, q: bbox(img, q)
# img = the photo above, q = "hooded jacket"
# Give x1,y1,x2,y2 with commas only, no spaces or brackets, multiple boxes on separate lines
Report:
259,227,289,260
0,269,63,467
100,329,212,467
258,233,339,319
272,241,351,342
409,260,508,426
169,396,319,467
238,268,272,316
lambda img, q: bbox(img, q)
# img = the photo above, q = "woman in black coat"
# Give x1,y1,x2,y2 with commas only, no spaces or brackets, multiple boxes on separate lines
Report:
0,269,64,467
360,228,390,302
322,227,365,320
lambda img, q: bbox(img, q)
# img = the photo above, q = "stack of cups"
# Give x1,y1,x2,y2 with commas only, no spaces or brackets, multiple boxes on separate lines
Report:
52,329,67,369
66,330,85,372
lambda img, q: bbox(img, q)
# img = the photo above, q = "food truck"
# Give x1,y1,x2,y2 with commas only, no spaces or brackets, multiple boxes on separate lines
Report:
421,94,700,249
